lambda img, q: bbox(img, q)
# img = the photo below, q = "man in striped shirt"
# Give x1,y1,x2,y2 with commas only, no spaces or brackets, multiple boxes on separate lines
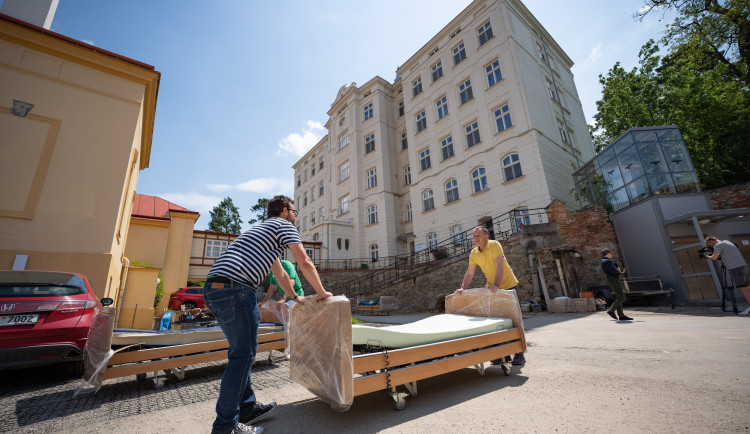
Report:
203,195,332,434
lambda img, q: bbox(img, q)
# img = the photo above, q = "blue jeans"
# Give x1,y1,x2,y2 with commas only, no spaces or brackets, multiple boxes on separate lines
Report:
203,281,260,434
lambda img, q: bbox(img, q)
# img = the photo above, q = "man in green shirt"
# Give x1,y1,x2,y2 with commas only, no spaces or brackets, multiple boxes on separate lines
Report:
263,259,305,303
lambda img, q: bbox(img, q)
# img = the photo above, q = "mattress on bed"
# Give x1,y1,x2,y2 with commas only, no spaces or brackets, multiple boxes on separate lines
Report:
352,313,513,348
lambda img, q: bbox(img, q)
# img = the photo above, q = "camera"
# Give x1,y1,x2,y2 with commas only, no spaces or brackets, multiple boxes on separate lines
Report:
697,246,714,259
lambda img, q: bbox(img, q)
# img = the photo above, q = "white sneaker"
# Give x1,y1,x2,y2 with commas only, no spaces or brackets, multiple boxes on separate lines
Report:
232,423,263,434
739,307,750,315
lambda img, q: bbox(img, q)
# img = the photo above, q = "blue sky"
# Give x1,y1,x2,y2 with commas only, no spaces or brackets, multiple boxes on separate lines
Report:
33,0,672,231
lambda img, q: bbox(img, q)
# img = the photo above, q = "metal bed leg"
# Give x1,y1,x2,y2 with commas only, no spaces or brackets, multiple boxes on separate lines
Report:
475,362,486,376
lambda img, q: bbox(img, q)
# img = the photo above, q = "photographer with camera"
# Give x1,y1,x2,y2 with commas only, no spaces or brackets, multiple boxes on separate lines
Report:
703,236,750,315
601,249,632,321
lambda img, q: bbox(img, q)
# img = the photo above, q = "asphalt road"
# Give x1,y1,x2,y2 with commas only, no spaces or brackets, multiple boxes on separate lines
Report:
2,307,749,433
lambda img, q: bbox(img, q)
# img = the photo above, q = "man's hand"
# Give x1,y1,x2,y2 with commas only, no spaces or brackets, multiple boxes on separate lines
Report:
454,288,465,295
316,291,333,301
276,299,287,304
293,296,305,305
488,285,499,293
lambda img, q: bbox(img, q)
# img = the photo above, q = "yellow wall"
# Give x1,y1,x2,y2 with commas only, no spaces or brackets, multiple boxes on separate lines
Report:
118,266,160,330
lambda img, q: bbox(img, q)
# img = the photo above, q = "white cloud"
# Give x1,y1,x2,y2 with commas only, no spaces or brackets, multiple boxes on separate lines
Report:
206,183,233,193
277,120,325,157
82,39,95,46
159,191,222,214
585,42,603,64
235,178,293,195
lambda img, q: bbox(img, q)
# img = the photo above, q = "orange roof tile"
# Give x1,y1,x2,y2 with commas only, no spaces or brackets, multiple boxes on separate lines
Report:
131,194,198,221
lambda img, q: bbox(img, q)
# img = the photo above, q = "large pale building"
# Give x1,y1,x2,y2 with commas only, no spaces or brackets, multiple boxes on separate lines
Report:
293,0,595,264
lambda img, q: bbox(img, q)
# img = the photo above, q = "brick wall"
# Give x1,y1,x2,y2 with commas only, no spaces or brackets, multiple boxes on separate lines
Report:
706,181,750,210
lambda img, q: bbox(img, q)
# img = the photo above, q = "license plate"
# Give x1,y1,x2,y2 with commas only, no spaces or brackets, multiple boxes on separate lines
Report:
0,314,39,326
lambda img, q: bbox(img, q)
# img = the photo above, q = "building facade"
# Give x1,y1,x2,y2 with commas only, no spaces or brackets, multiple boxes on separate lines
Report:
293,0,594,263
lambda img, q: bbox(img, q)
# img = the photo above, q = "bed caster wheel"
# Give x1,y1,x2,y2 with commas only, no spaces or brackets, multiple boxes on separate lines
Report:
394,396,406,411
501,363,512,376
136,373,147,381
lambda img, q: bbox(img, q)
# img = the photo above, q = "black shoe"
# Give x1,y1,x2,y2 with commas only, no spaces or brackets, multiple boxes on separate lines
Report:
511,353,526,365
619,315,633,321
240,401,276,425
606,310,617,320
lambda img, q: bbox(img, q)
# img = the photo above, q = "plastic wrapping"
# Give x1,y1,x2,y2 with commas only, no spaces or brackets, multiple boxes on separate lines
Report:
259,301,292,352
377,295,398,310
289,295,353,411
445,288,526,352
74,307,116,396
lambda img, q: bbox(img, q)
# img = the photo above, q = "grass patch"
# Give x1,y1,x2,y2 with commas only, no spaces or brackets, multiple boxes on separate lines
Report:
351,317,365,324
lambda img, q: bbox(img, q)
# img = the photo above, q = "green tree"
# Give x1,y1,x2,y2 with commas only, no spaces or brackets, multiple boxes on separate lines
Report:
248,198,269,225
208,197,243,234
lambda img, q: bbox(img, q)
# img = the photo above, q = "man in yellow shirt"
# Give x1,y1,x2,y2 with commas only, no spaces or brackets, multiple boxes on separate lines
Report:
454,226,525,365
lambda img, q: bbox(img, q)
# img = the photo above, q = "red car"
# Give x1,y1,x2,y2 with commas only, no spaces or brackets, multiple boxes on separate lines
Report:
168,286,206,310
0,270,112,372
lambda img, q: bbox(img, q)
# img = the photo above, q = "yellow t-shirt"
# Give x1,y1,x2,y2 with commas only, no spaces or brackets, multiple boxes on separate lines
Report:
469,240,519,289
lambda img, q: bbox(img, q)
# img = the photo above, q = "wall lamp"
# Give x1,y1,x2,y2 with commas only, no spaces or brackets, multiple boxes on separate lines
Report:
10,99,34,117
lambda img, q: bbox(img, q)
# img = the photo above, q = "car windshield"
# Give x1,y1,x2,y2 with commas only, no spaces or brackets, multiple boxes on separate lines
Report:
0,284,85,297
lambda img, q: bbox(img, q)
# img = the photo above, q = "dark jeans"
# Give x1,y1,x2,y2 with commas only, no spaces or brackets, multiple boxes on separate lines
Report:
203,281,260,434
607,276,625,316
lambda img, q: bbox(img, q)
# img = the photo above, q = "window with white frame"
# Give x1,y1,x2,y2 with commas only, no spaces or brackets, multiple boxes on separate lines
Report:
338,194,350,215
366,168,377,189
338,161,350,182
477,21,493,46
431,60,443,82
311,213,316,225
367,204,378,225
363,102,373,120
319,156,324,170
546,80,556,99
297,176,301,187
436,96,449,120
370,244,379,262
451,225,464,245
304,169,308,182
459,79,473,104
403,166,412,185
423,189,435,211
445,179,459,203
319,207,324,222
558,122,569,143
311,188,315,201
486,59,502,87
365,133,375,154
537,43,546,61
406,202,412,222
205,240,228,258
416,111,427,133
303,192,308,206
319,180,324,196
398,100,404,117
494,104,512,133
312,232,319,241
302,216,307,231
401,131,408,150
472,167,489,193
427,232,438,248
441,136,454,160
453,42,466,65
338,132,349,150
419,148,432,171
465,121,481,147
412,77,423,97
311,165,315,176
514,208,530,230
503,154,523,181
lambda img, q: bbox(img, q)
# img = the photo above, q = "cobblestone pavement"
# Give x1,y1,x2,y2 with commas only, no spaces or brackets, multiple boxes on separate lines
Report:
0,351,290,433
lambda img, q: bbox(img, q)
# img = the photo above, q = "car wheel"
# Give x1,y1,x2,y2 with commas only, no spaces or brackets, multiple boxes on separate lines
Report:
182,301,198,310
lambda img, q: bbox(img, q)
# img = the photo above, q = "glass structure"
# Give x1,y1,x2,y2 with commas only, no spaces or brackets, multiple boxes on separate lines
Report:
573,126,700,212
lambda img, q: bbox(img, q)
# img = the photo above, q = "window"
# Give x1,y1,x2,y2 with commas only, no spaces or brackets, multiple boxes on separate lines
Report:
403,166,412,185
338,161,350,182
338,132,349,150
297,176,301,187
547,80,556,99
514,208,530,231
451,225,464,245
537,43,546,61
401,131,408,150
398,100,404,117
319,157,324,170
406,202,412,222
206,240,228,258
486,59,502,87
503,154,523,181
431,60,443,82
312,233,319,241
303,192,308,206
465,121,481,148
419,148,432,171
427,232,438,248
494,104,512,133
472,167,488,193
558,122,569,143
459,79,473,104
423,189,435,211
338,194,350,215
436,96,449,120
416,111,427,133
304,169,308,182
363,102,373,120
441,136,454,161
311,213,316,225
445,179,459,203
453,42,466,65
370,244,379,262
367,205,378,225
366,168,377,189
319,180,324,196
477,21,493,46
302,217,307,231
311,188,315,201
412,77,423,97
365,134,375,154
319,207,324,223
311,165,315,176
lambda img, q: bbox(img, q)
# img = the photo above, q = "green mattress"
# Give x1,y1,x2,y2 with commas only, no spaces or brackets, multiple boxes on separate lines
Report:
352,313,513,348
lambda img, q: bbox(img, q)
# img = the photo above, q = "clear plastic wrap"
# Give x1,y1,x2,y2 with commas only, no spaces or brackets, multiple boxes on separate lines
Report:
377,295,398,311
289,295,353,411
445,288,526,351
259,300,292,352
74,307,116,396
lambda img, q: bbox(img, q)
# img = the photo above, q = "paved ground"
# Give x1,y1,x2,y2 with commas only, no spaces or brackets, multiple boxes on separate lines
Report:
2,306,749,433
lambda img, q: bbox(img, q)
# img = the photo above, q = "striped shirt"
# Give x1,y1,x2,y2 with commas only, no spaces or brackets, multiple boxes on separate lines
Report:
713,240,747,270
208,217,301,287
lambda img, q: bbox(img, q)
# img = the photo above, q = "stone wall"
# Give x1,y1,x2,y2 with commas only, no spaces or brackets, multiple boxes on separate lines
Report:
706,181,750,210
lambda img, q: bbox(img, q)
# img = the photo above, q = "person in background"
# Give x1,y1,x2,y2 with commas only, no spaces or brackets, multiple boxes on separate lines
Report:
704,236,750,315
262,259,304,305
601,249,632,321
